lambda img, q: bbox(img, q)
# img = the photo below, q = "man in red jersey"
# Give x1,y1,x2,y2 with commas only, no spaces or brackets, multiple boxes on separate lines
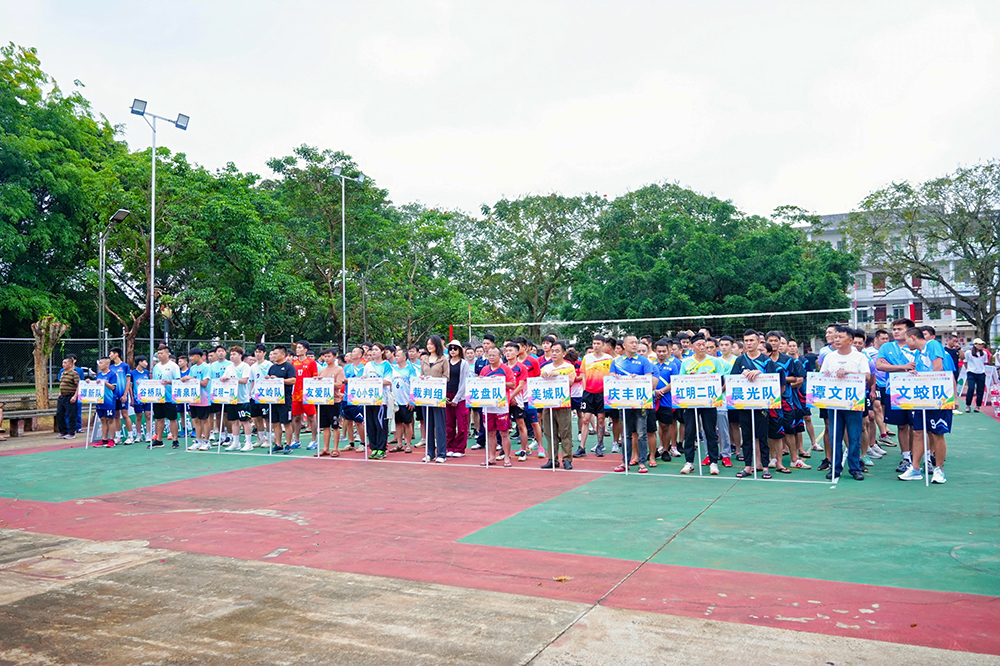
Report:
291,340,319,449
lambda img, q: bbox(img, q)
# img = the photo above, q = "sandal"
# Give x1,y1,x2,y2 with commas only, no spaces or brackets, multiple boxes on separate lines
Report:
613,464,627,472
480,460,497,466
735,469,754,478
638,464,648,474
503,460,512,467
776,467,792,474
648,460,657,467
388,444,404,453
762,470,772,479
404,444,412,454
318,451,330,457
330,450,340,458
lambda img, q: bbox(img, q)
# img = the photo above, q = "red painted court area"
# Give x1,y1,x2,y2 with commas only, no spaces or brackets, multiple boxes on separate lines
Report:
1,449,998,656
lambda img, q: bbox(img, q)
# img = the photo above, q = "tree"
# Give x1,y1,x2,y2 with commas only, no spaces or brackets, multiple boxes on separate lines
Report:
31,315,69,409
844,161,1000,339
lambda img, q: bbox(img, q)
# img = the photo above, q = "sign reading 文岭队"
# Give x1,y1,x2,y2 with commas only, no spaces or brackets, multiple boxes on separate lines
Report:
724,373,781,410
528,376,571,409
410,377,446,408
603,375,654,410
670,374,724,409
889,371,956,410
805,373,866,411
252,377,285,404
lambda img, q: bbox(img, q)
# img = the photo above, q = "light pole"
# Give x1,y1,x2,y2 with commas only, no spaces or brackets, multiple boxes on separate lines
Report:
359,259,388,342
99,209,131,356
130,99,189,359
332,166,365,352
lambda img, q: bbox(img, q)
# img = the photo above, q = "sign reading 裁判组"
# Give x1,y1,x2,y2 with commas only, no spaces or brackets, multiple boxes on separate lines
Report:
725,373,781,410
670,374,724,409
347,377,384,406
410,377,446,408
889,371,956,410
527,376,571,409
303,377,339,405
467,376,506,408
136,379,166,404
805,373,866,411
602,375,654,410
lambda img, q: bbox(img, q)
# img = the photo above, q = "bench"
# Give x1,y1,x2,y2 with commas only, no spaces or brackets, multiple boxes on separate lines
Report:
4,409,58,437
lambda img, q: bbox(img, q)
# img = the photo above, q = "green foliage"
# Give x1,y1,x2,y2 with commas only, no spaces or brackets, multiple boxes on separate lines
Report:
845,161,1000,339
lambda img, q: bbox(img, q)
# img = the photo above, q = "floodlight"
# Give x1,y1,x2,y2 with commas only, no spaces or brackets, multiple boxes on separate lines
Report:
131,99,147,115
356,173,365,184
332,166,342,177
175,113,189,130
110,209,131,223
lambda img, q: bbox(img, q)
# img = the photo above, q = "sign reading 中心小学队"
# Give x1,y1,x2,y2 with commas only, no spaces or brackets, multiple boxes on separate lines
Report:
252,377,285,404
889,371,956,410
136,379,166,404
303,377,339,405
79,380,105,404
410,377,447,408
528,376,571,409
210,378,239,405
805,373,866,411
467,376,507,408
602,375,654,409
725,373,781,410
347,377,384,406
671,373,724,408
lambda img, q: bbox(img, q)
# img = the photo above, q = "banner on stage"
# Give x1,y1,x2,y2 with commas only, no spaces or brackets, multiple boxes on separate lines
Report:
889,371,956,410
528,376,571,409
671,374,724,408
805,373,866,411
603,375,654,409
303,377,339,405
347,377,384,406
210,378,239,405
411,377,446,408
136,379,166,404
725,373,781,410
467,376,507,408
252,377,285,404
79,380,105,404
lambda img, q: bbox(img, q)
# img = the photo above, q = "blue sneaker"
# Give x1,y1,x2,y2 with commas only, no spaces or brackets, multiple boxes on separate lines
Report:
306,442,317,450
290,441,301,450
282,445,292,455
898,466,922,481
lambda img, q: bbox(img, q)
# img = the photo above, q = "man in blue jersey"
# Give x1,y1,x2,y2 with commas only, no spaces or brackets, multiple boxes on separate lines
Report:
652,338,675,464
125,355,150,444
765,331,804,472
730,330,779,479
341,347,367,451
610,335,656,474
869,329,894,445
899,328,955,484
876,318,917,473
108,347,130,445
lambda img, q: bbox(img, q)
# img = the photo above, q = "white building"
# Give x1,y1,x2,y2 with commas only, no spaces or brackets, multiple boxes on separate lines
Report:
800,214,998,343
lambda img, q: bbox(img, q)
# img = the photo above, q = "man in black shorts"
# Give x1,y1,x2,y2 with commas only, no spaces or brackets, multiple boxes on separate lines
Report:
267,345,297,454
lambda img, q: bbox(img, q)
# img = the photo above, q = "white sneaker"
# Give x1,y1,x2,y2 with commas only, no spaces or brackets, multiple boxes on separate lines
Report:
768,458,777,468
669,446,681,458
434,457,446,463
199,441,213,451
124,436,135,445
224,442,240,451
898,466,923,481
931,467,947,484
210,431,218,441
422,455,431,463
867,448,884,459
452,452,465,458
680,462,694,474
811,444,823,451
445,451,455,457
240,442,254,452
870,443,887,456
709,463,719,475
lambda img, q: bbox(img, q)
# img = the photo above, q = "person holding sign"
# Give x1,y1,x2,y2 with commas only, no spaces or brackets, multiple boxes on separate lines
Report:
730,330,777,479
267,345,297,454
186,348,214,450
390,348,416,454
91,356,118,448
539,341,579,469
363,343,395,459
443,340,470,457
610,335,656,474
149,345,181,449
291,341,320,451
125,356,150,445
479,346,516,466
577,334,613,458
679,334,723,475
652,339,676,464
342,348,367,452
899,328,955,484
249,344,272,447
820,326,870,481
317,348,346,457
222,347,253,452
421,336,449,463
876,318,918,474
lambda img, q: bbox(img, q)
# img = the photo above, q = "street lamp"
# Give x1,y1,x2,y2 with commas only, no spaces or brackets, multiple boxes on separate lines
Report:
359,259,388,343
332,166,366,352
130,99,189,360
99,209,131,356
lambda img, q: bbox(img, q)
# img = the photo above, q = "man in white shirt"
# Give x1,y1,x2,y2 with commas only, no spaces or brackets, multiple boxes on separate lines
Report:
222,346,253,451
150,344,181,449
820,326,871,481
248,343,272,447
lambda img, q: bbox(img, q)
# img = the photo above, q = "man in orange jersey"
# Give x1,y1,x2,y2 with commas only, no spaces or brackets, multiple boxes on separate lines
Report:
576,334,613,457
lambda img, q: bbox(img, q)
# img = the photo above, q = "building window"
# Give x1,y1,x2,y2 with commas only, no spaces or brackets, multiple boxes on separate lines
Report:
927,307,941,320
892,305,906,321
856,273,868,290
837,240,846,251
858,309,872,323
873,273,886,291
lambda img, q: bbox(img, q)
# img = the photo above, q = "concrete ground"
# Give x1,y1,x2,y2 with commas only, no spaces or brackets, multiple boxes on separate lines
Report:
2,529,997,666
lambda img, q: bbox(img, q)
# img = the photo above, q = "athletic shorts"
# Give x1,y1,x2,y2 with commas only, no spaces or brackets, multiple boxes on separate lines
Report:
270,403,292,424
655,405,673,425
581,391,604,414
910,409,952,435
486,412,511,432
865,394,873,414
414,406,424,421
209,403,223,414
189,405,212,421
115,398,127,412
604,406,619,419
875,385,888,404
225,403,250,422
674,408,685,423
341,402,364,423
249,401,267,418
292,401,316,417
791,408,805,434
97,408,115,419
570,397,582,412
768,410,791,440
132,402,151,413
818,408,828,420
883,393,911,427
645,408,657,433
152,403,177,421
522,403,539,424
319,403,342,430
394,406,414,424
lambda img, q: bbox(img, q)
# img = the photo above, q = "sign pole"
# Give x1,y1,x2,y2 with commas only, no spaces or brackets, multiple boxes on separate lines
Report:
751,409,757,480
549,408,555,472
268,404,272,456
923,409,929,487
621,407,628,476
694,408,703,476
484,408,489,469
831,409,838,485
425,406,429,460
85,404,93,450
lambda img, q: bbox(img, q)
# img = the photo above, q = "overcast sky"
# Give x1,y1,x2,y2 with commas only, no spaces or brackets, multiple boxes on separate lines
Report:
4,1,999,217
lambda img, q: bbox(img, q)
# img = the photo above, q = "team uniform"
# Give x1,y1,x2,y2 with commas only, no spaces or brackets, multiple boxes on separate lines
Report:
129,367,151,417
249,358,272,419
580,353,612,415
292,357,319,418
95,369,117,420
480,363,516,432
391,362,417,426
729,353,779,472
678,355,724,467
267,360,296,424
150,361,180,423
342,363,366,424
188,362,212,422
911,341,955,435
209,358,233,416
768,353,795,441
876,341,917,427
223,361,252,423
